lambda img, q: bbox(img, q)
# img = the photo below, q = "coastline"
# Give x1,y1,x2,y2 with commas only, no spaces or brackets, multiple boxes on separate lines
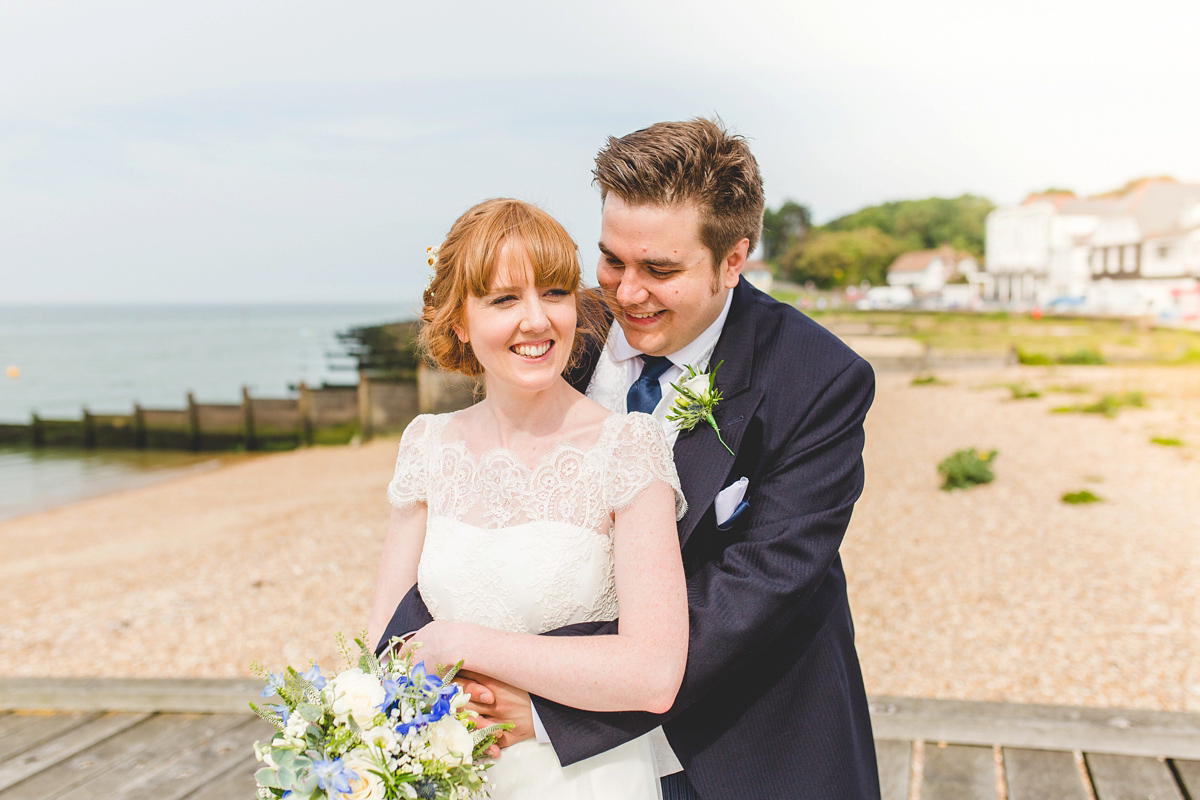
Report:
1,364,1198,713
0,448,252,524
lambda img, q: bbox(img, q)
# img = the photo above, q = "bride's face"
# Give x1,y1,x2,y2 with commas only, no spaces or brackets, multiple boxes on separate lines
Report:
456,238,577,394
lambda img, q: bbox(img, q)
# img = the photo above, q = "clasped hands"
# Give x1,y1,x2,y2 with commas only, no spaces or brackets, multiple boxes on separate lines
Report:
401,620,535,757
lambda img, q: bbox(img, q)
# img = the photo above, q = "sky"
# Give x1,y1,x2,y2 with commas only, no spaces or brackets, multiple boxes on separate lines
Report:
2,0,1199,306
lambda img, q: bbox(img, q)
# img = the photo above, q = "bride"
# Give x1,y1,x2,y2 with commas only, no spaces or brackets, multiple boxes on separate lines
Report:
365,198,688,799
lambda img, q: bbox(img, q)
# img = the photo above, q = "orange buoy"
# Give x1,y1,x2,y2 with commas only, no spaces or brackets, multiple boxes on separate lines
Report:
5,366,18,379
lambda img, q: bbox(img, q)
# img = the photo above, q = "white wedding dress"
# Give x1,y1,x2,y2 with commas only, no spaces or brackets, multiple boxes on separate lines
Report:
387,410,686,800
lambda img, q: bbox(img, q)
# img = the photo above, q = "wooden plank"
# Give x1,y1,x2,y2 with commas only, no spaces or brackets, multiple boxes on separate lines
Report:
870,696,1200,760
0,712,97,763
874,739,911,800
113,716,272,800
51,714,251,800
0,677,264,714
1004,747,1089,800
180,752,261,800
1085,752,1183,800
0,714,221,800
0,712,149,791
1171,759,1200,798
921,743,995,800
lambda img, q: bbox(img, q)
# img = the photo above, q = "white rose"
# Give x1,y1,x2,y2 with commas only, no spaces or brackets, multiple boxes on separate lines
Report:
327,668,386,726
426,715,473,766
677,371,711,399
337,749,388,800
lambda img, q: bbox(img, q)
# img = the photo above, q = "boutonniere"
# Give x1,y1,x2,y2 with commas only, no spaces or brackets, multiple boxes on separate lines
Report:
666,361,734,455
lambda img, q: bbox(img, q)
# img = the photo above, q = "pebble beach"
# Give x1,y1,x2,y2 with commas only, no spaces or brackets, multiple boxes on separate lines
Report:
2,364,1197,713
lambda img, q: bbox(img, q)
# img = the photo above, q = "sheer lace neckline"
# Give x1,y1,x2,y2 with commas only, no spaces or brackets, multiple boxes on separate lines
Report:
433,411,625,472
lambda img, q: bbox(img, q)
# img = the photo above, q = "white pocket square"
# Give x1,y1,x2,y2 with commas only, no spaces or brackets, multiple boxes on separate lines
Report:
715,477,749,527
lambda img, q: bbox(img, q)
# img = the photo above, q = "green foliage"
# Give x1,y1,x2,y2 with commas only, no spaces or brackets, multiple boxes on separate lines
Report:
822,194,994,258
1018,347,1105,366
1055,390,1146,418
1007,383,1041,399
779,227,904,288
339,319,421,379
1081,391,1144,417
1058,348,1106,365
937,448,997,490
1151,436,1183,446
911,374,949,386
761,200,812,263
1061,490,1101,504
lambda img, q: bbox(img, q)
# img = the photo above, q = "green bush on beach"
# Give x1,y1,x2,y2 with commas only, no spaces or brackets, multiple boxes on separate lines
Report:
1062,490,1102,504
1151,436,1184,447
1017,347,1106,366
937,448,997,491
1007,383,1041,399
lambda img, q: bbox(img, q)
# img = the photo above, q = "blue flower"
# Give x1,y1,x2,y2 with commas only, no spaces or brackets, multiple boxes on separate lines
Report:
378,676,403,712
311,758,358,795
301,664,327,690
268,703,290,725
411,662,442,692
394,694,456,734
261,672,285,698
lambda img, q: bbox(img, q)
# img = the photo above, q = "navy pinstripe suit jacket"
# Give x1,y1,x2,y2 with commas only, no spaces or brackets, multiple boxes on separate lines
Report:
378,279,881,799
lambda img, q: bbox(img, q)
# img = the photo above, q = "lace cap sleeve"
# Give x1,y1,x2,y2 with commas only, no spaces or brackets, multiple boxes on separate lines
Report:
387,415,432,509
605,412,687,521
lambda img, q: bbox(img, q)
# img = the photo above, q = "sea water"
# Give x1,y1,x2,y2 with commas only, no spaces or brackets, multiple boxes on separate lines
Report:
0,303,413,520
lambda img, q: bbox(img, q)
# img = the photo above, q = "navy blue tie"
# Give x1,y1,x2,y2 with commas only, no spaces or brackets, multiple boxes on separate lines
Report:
626,355,673,414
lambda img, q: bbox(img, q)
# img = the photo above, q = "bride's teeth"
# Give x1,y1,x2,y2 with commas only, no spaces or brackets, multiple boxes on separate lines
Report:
629,311,658,319
513,342,551,358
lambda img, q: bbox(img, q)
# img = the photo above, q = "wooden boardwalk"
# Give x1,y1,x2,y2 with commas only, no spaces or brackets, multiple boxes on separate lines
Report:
1,680,1199,798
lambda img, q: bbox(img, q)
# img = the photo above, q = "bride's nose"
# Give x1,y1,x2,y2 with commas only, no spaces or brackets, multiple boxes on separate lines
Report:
519,297,550,333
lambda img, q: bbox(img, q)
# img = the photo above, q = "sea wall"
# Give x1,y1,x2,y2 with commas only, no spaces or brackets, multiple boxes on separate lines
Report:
0,369,473,452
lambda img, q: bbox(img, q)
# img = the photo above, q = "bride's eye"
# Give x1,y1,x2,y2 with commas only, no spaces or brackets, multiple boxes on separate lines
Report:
544,288,570,299
490,294,518,306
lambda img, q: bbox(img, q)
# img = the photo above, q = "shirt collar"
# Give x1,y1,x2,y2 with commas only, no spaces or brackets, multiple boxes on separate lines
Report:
608,288,735,366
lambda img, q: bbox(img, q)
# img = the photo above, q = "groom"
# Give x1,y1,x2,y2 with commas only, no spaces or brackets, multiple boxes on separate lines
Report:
379,118,880,799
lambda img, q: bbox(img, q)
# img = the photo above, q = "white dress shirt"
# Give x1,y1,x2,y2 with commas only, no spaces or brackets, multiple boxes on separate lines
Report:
531,289,735,776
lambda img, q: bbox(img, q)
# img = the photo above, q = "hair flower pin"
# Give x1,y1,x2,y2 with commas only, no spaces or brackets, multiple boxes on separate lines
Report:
426,245,439,268
666,361,733,455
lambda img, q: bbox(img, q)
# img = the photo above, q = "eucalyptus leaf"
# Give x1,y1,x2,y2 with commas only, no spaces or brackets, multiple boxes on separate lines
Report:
254,767,282,789
298,702,324,723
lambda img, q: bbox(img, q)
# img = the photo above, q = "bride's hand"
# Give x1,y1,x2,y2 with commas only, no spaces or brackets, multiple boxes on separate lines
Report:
404,620,470,672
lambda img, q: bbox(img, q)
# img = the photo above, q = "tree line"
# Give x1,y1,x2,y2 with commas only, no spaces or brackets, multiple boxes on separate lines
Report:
761,194,994,288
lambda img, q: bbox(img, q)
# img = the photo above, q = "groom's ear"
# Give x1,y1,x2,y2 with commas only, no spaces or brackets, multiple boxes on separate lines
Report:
719,238,750,290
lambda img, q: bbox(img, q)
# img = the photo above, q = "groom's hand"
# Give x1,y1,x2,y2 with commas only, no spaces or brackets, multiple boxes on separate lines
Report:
455,670,535,752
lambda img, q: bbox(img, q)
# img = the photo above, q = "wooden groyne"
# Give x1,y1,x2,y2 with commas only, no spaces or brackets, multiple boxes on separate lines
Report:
0,365,475,452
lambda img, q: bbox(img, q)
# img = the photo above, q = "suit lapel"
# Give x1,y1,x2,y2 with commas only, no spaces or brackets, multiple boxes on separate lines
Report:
673,280,764,549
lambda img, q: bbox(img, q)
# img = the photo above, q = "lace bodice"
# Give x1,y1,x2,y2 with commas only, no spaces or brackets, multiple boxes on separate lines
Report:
387,411,685,634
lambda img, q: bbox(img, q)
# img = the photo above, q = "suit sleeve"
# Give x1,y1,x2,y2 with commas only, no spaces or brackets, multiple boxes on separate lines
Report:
374,584,434,655
532,356,875,765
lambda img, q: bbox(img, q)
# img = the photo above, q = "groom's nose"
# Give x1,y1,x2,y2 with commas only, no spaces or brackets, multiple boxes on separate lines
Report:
615,267,650,307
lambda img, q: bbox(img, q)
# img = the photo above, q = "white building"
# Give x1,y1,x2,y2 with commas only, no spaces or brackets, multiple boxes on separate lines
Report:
985,179,1200,315
886,246,988,306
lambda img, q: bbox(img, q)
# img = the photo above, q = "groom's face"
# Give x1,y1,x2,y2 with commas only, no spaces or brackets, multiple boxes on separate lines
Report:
597,195,746,357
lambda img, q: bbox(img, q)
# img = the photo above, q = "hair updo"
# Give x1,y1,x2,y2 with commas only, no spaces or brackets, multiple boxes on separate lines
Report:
420,198,606,377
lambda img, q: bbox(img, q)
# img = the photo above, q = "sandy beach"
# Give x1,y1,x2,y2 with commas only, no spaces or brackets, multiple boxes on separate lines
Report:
2,364,1198,712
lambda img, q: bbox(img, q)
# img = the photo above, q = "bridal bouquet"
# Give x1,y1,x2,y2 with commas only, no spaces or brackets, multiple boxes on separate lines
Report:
250,636,505,800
